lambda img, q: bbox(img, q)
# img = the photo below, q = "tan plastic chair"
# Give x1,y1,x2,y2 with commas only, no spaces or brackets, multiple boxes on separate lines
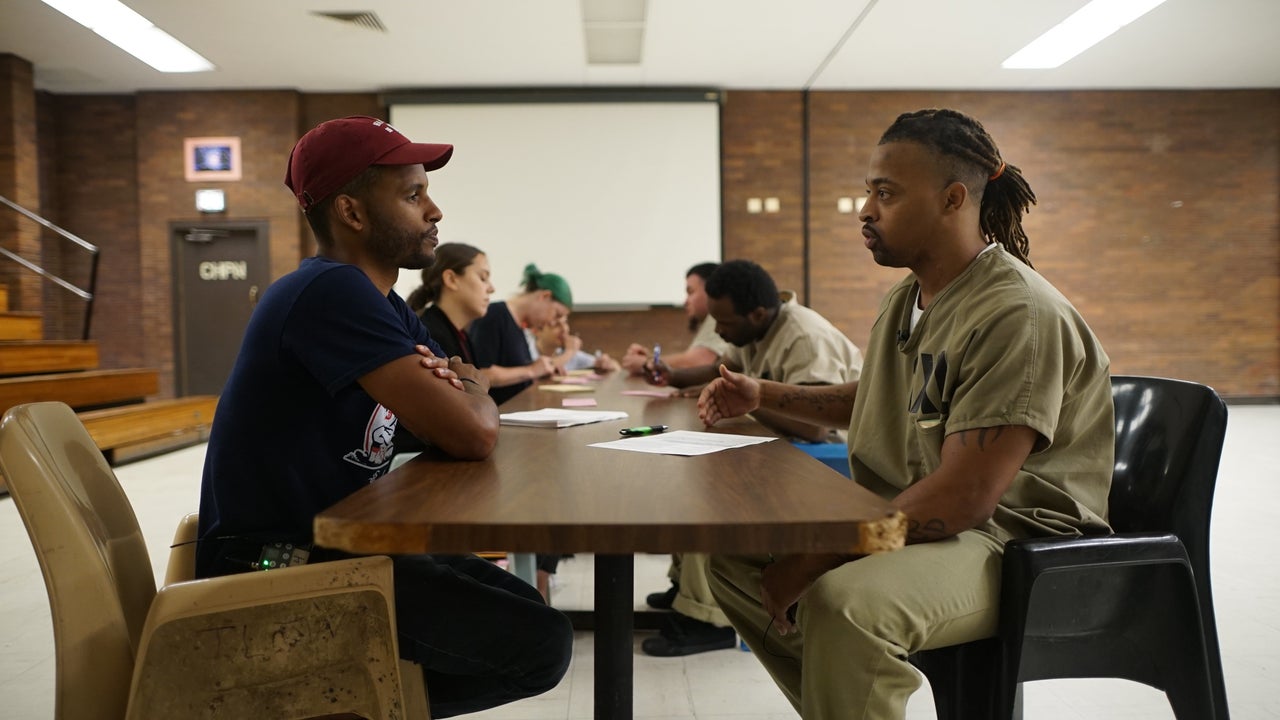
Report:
0,401,428,720
167,513,431,720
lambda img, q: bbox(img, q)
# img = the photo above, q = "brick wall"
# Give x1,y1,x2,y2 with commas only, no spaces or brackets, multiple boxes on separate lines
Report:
567,307,692,366
131,91,303,395
0,55,40,311
34,91,71,339
44,95,141,363
721,91,807,299
11,81,1280,397
801,90,1280,398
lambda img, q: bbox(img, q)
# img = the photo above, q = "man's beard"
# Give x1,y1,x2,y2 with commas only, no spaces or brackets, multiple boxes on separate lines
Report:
369,214,433,269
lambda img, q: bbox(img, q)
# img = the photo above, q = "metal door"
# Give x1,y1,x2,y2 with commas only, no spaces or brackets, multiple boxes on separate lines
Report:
170,221,269,396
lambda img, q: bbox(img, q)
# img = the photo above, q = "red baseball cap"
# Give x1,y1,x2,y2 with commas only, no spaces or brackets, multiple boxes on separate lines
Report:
284,115,453,211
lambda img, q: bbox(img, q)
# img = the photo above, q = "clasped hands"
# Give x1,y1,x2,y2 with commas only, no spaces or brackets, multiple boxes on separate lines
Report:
414,345,489,394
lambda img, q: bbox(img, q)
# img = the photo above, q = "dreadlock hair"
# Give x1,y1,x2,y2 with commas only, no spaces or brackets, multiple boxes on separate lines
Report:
879,108,1037,268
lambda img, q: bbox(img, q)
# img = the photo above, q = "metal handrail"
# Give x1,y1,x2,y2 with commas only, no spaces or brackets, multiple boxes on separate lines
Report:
0,194,100,340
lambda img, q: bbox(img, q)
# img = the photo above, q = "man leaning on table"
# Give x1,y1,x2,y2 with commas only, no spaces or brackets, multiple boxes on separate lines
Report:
641,258,863,657
699,108,1115,719
622,261,730,375
194,116,572,718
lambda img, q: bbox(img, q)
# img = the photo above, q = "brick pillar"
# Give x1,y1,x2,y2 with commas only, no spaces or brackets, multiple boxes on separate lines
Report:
0,53,41,312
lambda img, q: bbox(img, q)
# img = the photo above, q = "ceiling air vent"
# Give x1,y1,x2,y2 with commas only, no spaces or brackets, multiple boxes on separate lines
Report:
312,11,387,33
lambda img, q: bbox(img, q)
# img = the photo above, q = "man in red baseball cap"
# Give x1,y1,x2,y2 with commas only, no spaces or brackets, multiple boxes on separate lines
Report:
285,115,453,212
197,116,572,717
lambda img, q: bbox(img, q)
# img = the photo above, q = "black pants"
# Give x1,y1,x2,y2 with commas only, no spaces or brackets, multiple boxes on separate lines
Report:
386,553,573,717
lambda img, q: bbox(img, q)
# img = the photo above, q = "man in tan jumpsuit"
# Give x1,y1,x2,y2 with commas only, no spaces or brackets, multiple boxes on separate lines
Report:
642,259,863,656
697,109,1114,718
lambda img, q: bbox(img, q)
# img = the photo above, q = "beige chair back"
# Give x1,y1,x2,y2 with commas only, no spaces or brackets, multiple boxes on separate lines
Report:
3,400,431,720
164,511,200,585
0,402,155,720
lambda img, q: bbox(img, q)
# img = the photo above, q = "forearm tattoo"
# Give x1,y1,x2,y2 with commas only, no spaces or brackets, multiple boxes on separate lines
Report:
777,388,847,413
907,517,949,543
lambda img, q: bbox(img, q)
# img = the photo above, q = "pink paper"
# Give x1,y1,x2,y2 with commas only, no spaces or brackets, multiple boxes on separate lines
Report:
562,397,598,407
556,376,592,385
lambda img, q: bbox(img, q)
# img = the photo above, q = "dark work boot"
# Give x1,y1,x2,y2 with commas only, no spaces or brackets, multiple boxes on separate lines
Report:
641,612,737,657
645,582,680,610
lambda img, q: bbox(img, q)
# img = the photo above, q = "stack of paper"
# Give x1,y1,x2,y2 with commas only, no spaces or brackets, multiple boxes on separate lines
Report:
499,408,628,428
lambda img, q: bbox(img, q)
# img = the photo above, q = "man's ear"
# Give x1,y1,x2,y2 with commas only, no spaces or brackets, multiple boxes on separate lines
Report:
942,181,969,213
333,193,366,232
747,306,771,326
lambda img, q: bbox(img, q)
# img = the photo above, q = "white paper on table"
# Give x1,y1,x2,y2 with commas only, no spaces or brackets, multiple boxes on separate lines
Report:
589,430,776,456
620,389,677,398
499,408,628,428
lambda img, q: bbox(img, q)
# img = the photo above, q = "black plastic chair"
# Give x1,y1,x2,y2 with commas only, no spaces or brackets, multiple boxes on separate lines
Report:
910,375,1230,720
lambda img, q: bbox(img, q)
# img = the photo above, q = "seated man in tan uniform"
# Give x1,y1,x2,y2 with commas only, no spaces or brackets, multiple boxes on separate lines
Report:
622,262,730,376
640,259,863,656
698,109,1113,719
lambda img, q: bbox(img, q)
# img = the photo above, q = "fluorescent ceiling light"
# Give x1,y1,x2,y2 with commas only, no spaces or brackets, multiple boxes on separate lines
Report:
582,0,647,64
1003,0,1168,69
41,0,214,73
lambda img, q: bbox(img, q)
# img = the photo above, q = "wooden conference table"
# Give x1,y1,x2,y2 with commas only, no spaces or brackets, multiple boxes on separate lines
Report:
315,373,905,720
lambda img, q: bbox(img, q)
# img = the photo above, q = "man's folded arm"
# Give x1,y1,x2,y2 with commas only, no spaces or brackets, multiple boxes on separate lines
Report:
359,354,500,460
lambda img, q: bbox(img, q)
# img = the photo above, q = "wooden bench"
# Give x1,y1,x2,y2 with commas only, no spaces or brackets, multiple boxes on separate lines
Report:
0,368,160,417
0,312,43,341
0,395,218,494
78,395,219,463
0,341,99,376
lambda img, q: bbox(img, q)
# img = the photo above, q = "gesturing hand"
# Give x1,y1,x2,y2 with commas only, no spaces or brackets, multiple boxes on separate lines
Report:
698,364,761,427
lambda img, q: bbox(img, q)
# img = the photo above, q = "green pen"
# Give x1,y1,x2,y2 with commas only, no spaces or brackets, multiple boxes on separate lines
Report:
619,425,669,437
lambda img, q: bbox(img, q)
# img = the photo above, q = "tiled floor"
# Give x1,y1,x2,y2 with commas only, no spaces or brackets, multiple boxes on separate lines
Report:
1,405,1277,719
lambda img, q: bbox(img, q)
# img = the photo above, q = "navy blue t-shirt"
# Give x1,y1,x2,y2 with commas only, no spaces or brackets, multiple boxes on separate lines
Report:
196,256,444,576
467,300,533,405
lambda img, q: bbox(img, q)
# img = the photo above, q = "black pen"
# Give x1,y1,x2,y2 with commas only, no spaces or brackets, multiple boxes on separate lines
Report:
619,425,668,437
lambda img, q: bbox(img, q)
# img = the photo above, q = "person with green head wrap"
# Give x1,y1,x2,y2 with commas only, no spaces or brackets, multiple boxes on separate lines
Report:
468,262,578,600
468,263,573,405
522,263,573,310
